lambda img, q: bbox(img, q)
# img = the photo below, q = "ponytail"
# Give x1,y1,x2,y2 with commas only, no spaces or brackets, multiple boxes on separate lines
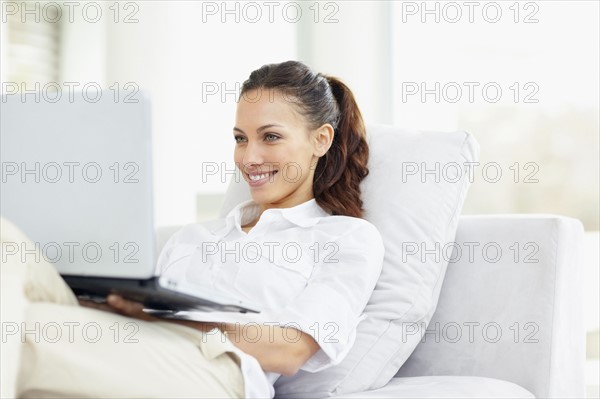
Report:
313,76,369,218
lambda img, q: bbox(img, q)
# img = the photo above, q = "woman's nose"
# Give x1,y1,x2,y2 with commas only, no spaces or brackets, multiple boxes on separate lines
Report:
242,141,264,167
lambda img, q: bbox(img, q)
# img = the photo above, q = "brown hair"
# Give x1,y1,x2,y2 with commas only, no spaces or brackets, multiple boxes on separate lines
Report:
239,60,369,218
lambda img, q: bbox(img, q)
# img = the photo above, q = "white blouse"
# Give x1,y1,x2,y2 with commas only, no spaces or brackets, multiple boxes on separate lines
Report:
155,198,385,398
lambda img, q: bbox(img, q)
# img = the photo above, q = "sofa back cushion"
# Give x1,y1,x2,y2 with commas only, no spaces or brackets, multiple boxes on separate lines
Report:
219,124,479,397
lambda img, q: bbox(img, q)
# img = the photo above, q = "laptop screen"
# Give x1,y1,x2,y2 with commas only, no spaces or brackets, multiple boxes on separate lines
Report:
1,91,157,278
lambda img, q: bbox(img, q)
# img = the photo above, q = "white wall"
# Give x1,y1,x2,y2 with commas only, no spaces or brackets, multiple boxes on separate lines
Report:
296,1,393,125
389,1,599,229
59,1,107,85
1,13,7,84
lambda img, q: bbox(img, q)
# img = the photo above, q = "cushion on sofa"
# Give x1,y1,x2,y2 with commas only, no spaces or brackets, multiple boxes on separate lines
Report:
219,124,480,398
329,376,535,398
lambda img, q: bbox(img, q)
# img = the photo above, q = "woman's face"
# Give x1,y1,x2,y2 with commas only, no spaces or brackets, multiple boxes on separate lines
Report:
233,88,332,210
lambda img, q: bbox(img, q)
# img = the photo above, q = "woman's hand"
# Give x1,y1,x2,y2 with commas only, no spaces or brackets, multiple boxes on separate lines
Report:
78,294,159,321
78,295,221,332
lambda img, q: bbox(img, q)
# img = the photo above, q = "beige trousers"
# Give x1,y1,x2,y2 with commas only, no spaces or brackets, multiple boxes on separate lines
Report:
0,218,245,399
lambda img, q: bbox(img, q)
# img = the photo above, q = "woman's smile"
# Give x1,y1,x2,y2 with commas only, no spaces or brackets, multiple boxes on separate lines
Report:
246,170,279,187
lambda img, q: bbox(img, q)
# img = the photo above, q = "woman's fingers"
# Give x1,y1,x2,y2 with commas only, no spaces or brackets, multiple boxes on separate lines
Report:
106,294,156,321
78,299,116,313
107,294,141,312
79,294,158,322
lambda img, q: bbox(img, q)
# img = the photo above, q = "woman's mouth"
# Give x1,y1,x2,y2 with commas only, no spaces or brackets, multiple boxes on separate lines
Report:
247,170,278,187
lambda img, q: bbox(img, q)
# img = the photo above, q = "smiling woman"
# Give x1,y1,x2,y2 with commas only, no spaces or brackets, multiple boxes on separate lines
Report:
2,60,385,399
234,61,370,219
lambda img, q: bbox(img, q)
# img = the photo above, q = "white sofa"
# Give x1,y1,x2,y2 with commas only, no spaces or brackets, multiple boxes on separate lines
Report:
334,215,585,398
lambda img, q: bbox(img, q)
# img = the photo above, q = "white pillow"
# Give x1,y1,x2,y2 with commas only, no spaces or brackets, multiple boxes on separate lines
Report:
219,124,480,397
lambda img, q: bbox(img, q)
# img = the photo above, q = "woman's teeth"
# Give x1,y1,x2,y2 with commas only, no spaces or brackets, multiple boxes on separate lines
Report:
249,171,277,181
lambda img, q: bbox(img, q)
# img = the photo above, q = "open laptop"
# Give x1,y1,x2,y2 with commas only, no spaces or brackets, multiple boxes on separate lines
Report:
0,90,260,314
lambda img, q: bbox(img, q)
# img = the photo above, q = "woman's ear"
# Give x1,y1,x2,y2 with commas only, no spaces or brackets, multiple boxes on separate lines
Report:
313,123,335,157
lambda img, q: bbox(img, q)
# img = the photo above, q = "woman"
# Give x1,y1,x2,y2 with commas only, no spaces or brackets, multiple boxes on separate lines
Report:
1,60,384,398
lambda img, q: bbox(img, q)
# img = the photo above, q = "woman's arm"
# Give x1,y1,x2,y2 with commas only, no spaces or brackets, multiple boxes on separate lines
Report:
80,295,320,376
214,322,321,376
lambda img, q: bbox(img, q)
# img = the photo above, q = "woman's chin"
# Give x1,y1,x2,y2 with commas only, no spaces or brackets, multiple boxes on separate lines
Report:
248,191,271,204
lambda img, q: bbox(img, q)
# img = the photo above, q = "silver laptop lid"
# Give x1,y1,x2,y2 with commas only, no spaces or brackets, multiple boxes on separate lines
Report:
1,91,156,278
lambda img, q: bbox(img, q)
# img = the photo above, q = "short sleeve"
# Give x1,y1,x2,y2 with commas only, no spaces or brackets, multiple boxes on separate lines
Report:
265,220,385,373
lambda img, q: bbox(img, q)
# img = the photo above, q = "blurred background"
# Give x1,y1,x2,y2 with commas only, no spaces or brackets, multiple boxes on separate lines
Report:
1,0,598,396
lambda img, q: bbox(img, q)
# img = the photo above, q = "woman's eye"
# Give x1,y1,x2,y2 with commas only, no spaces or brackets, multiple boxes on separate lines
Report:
234,136,246,143
265,134,279,141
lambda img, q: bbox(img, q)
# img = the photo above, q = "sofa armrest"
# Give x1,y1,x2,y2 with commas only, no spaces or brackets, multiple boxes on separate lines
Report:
395,215,585,399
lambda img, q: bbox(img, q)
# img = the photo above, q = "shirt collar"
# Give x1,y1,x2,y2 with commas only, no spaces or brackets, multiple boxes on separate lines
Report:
217,198,331,236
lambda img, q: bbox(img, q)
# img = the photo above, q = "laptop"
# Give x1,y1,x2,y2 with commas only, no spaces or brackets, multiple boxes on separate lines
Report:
0,90,260,314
